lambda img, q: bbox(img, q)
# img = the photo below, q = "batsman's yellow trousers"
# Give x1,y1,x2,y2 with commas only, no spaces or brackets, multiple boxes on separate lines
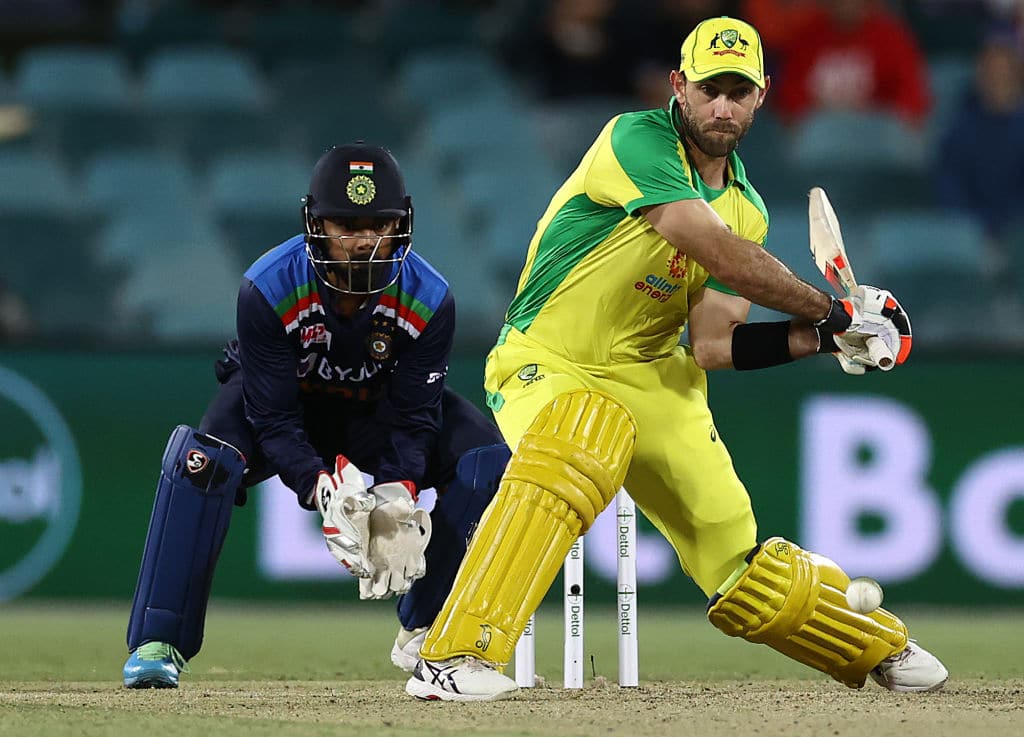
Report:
485,328,757,596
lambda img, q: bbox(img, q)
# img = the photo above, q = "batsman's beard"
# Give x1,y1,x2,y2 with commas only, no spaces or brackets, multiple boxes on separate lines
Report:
678,100,755,158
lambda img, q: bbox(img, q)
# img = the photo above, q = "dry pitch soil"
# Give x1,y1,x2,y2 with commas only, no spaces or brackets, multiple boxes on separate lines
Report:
2,677,1022,737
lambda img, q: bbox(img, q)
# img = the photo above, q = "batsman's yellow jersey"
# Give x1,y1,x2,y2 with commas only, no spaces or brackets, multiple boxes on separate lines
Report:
500,98,769,367
484,100,772,596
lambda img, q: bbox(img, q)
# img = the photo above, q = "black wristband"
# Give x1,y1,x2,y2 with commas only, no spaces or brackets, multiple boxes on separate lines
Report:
731,321,794,370
816,328,839,354
814,296,852,334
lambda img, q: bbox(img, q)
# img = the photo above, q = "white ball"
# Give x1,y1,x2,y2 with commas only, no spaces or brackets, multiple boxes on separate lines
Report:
846,576,884,613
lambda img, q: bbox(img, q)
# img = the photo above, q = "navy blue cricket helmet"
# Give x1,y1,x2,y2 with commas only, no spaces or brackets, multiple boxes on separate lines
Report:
302,142,414,295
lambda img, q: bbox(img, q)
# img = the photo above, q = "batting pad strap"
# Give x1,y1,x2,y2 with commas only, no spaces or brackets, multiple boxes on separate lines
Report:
707,537,908,688
420,390,637,666
731,321,794,370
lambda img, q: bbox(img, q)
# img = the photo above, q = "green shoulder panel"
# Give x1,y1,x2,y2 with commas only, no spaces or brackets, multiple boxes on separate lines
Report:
609,110,702,215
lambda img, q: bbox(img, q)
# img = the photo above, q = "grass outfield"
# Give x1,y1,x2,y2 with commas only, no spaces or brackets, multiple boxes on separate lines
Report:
1,602,1021,737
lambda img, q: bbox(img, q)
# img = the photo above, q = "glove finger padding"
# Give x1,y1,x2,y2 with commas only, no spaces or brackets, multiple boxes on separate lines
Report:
358,483,432,600
314,455,375,577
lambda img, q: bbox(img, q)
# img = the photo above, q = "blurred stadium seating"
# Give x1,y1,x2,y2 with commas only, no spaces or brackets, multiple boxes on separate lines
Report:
0,4,1018,352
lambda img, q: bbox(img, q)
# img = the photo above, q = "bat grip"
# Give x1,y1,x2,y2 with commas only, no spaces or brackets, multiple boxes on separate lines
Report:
866,336,894,371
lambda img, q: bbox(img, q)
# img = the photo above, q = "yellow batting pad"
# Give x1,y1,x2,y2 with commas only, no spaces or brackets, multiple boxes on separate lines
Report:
421,390,636,665
707,537,908,688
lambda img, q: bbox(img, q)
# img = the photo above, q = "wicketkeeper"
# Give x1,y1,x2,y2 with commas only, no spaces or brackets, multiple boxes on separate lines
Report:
123,143,509,688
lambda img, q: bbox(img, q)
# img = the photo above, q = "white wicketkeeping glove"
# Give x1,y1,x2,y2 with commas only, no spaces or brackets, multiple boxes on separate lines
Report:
358,481,432,600
313,455,376,577
834,285,913,371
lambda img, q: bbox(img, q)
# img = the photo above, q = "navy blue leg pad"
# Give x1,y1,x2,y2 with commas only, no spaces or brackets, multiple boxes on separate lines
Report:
126,425,246,660
397,443,510,630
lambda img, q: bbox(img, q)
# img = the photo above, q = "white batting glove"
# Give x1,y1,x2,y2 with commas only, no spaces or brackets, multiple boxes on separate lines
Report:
831,337,871,375
313,455,376,577
841,285,913,368
358,481,432,600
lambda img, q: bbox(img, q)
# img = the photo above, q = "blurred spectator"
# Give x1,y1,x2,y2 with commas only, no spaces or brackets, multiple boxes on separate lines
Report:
624,0,739,108
773,0,932,126
0,277,31,343
934,29,1024,265
739,0,818,62
522,0,633,99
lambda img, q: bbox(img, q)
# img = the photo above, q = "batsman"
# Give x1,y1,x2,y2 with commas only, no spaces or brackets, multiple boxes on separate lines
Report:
405,16,946,701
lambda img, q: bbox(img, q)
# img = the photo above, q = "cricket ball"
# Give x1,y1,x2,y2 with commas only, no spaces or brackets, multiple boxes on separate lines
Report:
845,576,884,613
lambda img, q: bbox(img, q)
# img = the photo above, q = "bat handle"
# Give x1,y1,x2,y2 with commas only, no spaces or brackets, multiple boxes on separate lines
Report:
865,336,894,371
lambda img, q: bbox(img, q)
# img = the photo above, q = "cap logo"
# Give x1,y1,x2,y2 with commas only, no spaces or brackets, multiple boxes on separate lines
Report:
346,175,376,205
710,28,749,57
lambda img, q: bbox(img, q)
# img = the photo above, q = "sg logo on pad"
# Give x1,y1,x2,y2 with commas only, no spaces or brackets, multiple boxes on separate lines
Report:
186,450,209,474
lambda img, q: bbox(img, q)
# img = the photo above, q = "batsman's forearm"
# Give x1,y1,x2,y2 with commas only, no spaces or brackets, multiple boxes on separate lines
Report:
702,233,832,321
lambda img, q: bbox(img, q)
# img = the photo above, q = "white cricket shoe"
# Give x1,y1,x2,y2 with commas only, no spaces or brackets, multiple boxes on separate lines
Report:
406,656,519,702
391,626,429,672
870,640,949,692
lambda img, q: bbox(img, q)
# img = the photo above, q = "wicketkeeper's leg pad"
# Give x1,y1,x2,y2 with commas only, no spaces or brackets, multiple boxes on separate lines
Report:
127,425,246,661
707,537,908,688
419,389,636,665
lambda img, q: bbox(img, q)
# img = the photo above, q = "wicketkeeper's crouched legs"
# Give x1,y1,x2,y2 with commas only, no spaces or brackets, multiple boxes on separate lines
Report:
127,425,246,660
707,537,907,688
419,389,637,665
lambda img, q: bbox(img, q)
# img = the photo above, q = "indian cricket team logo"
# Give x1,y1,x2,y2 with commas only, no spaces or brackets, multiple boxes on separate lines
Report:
346,175,376,205
368,334,391,361
367,313,393,361
0,366,82,601
667,251,687,279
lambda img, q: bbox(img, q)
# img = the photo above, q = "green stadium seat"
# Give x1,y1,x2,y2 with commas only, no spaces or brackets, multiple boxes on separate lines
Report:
141,46,279,164
82,148,196,211
0,210,116,338
420,98,542,178
532,96,636,175
866,211,995,345
0,150,76,214
372,6,483,65
927,55,973,137
397,48,522,111
142,46,268,111
104,211,242,341
787,111,933,212
206,151,310,263
248,6,360,67
270,57,403,158
15,46,134,109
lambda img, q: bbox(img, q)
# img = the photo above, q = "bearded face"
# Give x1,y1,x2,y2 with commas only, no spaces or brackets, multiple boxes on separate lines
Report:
677,92,756,158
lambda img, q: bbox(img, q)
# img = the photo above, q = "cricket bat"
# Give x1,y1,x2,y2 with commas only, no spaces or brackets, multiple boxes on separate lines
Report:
807,187,894,370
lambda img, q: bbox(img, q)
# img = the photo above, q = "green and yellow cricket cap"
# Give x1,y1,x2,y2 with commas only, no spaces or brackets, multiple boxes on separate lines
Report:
679,16,766,88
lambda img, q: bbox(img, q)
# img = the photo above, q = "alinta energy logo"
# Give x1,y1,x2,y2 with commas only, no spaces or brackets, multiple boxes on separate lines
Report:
0,366,82,601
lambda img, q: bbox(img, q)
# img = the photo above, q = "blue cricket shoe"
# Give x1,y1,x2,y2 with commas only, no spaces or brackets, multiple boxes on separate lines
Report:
123,642,189,688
